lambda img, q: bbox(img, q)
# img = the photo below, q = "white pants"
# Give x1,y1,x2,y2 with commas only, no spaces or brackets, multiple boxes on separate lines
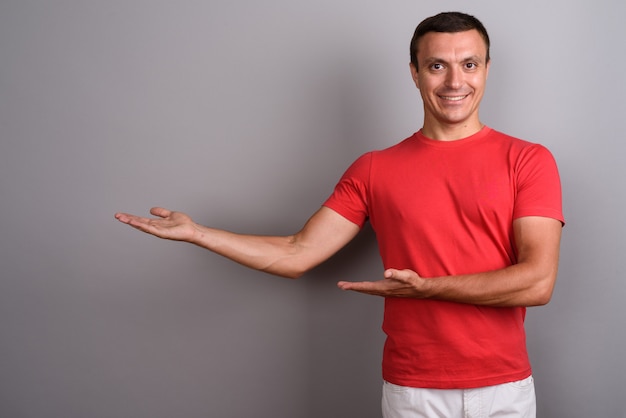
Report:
382,375,536,418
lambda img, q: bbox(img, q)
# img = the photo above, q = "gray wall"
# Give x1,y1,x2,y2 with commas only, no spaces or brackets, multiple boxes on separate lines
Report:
1,1,624,417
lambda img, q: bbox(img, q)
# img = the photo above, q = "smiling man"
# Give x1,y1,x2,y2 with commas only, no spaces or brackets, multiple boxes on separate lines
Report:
116,12,563,417
411,29,490,140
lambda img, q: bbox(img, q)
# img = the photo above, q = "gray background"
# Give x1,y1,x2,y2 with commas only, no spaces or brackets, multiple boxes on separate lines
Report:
1,1,624,417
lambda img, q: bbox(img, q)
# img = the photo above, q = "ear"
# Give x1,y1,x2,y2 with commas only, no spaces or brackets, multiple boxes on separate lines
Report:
409,62,420,89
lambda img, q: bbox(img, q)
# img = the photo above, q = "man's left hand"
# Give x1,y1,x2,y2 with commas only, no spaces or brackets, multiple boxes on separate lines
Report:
337,269,429,298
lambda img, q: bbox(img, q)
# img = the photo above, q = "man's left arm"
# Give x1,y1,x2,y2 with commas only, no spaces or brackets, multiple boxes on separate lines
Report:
337,216,562,307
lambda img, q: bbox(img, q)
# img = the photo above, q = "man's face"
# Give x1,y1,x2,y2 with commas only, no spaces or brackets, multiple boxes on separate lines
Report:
410,29,490,138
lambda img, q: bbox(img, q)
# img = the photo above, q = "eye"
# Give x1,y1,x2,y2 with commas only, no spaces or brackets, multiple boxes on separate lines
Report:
430,63,444,71
464,62,477,70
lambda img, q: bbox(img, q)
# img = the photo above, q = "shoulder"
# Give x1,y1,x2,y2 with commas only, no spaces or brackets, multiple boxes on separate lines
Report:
486,128,556,161
369,133,421,161
487,128,549,149
346,133,418,169
486,128,532,147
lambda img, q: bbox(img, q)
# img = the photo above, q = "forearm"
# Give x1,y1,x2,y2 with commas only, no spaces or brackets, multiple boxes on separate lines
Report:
116,206,360,279
422,261,558,307
189,225,311,279
338,216,562,306
187,206,360,279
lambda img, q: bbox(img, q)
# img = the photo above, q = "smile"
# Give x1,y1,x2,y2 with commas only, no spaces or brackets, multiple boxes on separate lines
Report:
439,94,469,101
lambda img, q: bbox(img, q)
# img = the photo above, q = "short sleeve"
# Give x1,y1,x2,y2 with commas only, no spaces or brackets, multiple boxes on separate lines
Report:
323,152,372,228
513,144,565,224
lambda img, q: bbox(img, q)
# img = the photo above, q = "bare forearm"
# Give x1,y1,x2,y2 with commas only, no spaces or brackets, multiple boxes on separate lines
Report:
115,206,360,279
115,207,314,278
339,261,558,307
189,225,310,278
422,261,558,307
338,216,562,307
188,207,360,278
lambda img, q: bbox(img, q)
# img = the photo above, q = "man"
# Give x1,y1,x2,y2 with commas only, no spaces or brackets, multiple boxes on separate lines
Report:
115,12,563,417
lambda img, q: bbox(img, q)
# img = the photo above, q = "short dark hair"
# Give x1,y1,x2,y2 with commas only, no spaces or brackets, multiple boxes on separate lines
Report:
410,12,490,68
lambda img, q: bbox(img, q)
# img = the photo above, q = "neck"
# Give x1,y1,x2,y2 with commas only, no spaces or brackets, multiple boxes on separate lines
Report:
421,119,484,141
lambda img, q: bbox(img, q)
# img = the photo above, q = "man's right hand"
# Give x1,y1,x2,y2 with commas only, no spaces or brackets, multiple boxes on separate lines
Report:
114,206,360,279
115,207,198,243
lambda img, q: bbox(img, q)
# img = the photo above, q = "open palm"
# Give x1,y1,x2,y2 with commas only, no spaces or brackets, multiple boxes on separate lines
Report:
114,207,198,242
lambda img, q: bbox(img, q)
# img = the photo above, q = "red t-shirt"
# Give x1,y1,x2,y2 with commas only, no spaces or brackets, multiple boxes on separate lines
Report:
323,127,564,389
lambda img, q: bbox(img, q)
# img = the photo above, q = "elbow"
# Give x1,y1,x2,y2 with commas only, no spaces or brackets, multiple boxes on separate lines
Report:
282,270,305,280
529,289,552,306
283,260,321,279
283,262,317,279
262,264,310,280
527,272,558,306
259,247,319,279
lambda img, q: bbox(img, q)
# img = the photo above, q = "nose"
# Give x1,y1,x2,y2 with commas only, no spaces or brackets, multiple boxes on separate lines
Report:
445,66,463,89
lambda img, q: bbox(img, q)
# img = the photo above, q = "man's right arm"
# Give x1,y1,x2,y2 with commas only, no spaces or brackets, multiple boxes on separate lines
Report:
114,206,360,279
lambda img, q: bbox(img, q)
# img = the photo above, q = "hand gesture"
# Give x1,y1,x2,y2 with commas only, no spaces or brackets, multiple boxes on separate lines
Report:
114,207,198,242
337,269,427,298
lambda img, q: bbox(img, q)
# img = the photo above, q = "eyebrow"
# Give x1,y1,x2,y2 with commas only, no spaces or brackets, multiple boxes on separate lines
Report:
422,55,484,66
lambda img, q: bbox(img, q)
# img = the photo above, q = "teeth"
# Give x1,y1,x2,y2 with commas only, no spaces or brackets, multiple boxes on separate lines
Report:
440,95,467,101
